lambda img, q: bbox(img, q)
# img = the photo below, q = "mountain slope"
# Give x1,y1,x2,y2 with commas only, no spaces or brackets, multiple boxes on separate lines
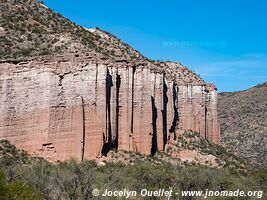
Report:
0,0,142,60
0,0,204,84
218,82,267,168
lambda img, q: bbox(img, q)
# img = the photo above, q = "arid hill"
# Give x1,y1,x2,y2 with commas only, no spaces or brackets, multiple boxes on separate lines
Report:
218,82,267,168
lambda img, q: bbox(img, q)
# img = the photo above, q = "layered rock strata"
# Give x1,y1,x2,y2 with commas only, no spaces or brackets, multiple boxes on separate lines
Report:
0,57,220,162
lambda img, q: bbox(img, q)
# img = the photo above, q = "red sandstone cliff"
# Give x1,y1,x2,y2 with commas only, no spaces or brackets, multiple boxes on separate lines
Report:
0,57,220,162
0,0,220,162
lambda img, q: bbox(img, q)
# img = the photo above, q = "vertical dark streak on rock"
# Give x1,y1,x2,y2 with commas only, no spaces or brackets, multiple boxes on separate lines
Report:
58,74,63,86
114,73,121,148
151,96,158,155
126,67,130,150
205,106,208,139
58,74,66,107
174,84,179,140
131,66,136,133
162,76,168,148
106,68,112,143
81,97,85,161
169,83,179,140
94,63,98,106
102,68,115,156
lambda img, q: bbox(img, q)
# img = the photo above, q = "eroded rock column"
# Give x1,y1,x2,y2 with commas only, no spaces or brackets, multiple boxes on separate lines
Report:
205,85,221,144
191,85,206,137
132,68,152,154
117,67,134,151
151,73,164,152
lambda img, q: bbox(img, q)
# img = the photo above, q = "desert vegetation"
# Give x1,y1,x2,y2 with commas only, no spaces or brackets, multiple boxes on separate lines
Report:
218,82,267,168
0,139,266,200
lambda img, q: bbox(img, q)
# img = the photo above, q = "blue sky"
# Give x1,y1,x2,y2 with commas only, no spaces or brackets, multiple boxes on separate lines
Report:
42,0,267,92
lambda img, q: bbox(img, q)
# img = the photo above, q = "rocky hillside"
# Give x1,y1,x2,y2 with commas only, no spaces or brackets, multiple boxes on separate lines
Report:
104,130,252,173
0,0,204,83
0,0,142,60
218,82,267,168
0,0,203,83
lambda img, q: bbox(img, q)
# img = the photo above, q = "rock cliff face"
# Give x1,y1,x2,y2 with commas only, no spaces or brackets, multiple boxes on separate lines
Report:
0,0,220,162
0,56,220,162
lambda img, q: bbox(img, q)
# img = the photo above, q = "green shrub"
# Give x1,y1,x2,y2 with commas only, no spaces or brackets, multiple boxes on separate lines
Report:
0,169,43,200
